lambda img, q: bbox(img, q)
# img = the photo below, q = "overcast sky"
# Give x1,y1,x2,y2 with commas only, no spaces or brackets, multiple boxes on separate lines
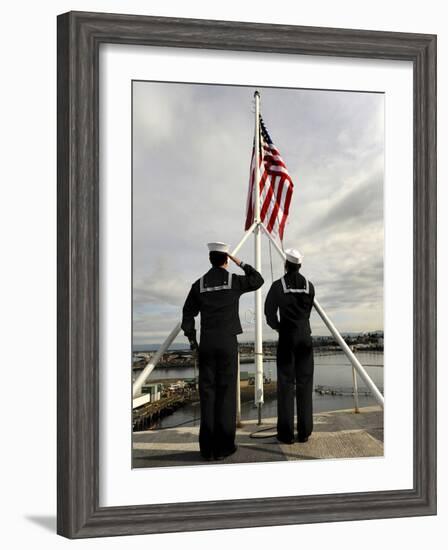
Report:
132,81,384,346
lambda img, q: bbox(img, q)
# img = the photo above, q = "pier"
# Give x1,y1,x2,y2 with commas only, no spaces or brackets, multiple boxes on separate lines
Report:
133,394,197,431
132,405,383,468
133,381,279,431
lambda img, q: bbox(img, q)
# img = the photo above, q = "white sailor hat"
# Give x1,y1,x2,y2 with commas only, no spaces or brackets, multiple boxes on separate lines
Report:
284,248,304,264
207,241,229,253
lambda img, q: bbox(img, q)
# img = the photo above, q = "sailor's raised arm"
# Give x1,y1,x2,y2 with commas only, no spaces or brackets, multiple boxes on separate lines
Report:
228,254,264,293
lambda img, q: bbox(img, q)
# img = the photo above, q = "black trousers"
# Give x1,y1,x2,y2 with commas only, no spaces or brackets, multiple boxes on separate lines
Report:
276,328,314,441
198,332,238,457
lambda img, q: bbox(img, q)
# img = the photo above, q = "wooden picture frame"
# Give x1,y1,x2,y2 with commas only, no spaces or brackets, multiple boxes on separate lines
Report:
57,11,437,538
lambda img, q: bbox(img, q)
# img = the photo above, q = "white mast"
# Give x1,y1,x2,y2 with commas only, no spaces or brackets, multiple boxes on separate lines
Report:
253,91,264,424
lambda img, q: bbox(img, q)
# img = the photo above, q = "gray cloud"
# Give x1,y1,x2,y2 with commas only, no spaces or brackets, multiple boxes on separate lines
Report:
304,171,383,235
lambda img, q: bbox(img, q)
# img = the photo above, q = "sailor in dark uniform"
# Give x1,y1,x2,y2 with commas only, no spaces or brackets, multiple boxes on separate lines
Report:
181,242,264,461
264,248,315,444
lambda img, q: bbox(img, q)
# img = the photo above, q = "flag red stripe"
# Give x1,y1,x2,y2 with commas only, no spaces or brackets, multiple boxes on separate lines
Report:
259,167,269,195
266,177,286,233
260,176,276,220
263,156,287,168
278,184,293,240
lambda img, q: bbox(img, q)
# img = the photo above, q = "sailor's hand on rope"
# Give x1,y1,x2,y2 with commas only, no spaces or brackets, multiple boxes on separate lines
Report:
227,253,241,266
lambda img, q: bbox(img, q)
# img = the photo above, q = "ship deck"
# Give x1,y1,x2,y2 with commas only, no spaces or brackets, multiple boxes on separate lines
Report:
132,405,383,468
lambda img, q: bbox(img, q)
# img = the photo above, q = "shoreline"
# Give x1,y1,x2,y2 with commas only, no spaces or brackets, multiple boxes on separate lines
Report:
133,348,384,371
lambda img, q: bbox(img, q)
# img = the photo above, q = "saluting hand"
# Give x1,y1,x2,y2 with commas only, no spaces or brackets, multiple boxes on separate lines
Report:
227,253,241,267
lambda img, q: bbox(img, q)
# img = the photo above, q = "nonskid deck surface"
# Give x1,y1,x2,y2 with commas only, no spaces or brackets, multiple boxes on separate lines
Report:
132,406,383,468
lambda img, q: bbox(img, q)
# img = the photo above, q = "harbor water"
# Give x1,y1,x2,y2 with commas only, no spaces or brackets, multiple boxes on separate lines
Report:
139,351,383,429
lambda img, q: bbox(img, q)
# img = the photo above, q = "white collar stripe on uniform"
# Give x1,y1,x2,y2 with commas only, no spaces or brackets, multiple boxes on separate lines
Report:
281,276,309,294
200,273,233,293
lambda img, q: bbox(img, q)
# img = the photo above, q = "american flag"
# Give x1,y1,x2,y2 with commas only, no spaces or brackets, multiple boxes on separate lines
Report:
244,116,294,242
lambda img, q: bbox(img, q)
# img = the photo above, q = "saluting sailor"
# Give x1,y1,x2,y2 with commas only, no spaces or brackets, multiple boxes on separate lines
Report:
181,242,264,461
264,248,315,444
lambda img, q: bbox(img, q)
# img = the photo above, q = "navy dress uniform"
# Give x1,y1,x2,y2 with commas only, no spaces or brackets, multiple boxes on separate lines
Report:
264,248,315,443
181,242,264,460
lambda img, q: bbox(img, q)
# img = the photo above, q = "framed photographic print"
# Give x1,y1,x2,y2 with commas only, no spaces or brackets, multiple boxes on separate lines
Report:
57,11,437,538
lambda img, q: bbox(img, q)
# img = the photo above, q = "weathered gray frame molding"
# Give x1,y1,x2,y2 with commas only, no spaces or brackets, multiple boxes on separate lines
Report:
57,11,437,538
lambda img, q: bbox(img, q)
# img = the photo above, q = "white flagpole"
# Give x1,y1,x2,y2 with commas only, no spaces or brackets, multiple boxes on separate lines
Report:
253,91,264,424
